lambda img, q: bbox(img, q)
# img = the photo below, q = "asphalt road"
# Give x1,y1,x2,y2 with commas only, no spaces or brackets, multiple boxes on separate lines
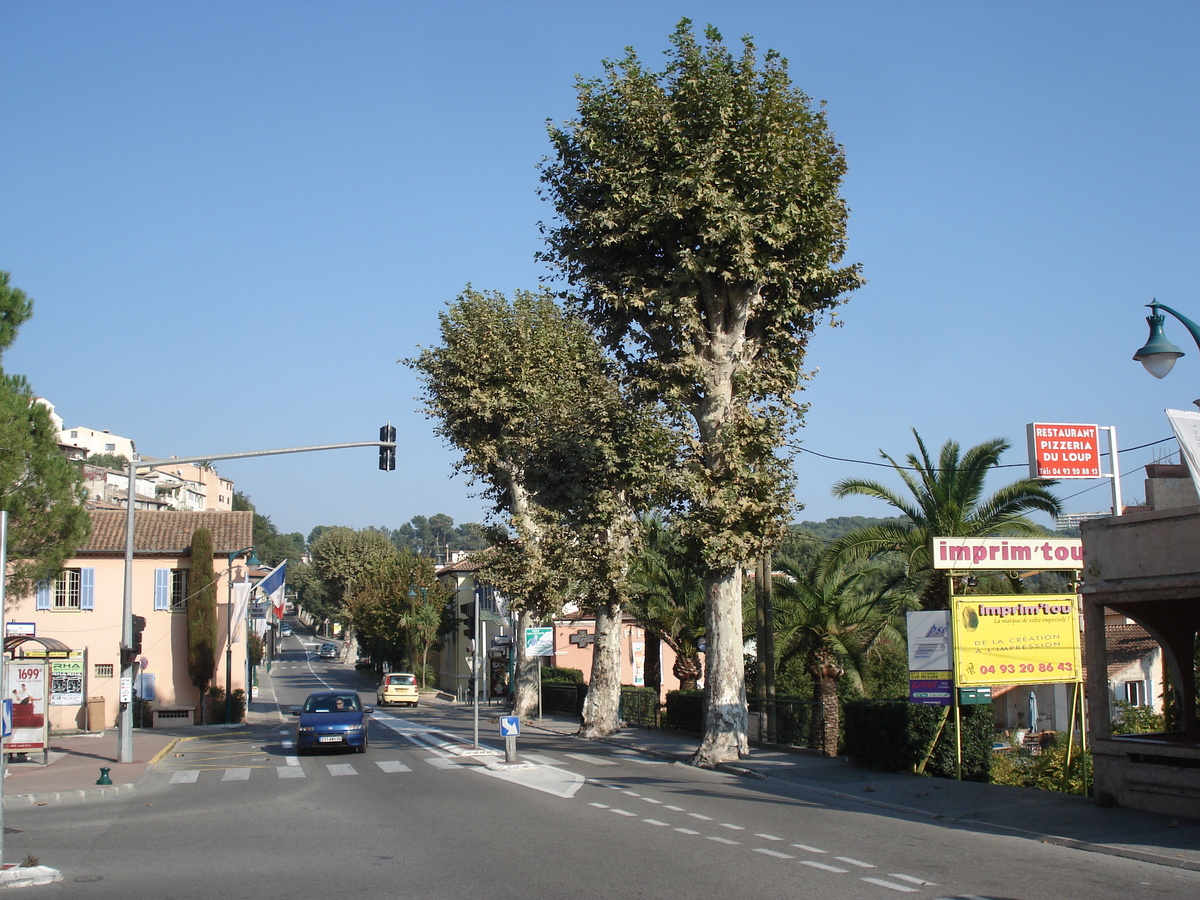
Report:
5,635,1200,899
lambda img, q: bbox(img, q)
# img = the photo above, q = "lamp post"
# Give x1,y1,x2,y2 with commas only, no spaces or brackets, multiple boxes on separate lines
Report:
1134,299,1200,382
226,546,258,723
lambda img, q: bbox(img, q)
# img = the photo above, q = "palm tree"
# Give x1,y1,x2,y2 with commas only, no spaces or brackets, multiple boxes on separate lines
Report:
627,516,706,692
771,554,913,756
828,431,1061,609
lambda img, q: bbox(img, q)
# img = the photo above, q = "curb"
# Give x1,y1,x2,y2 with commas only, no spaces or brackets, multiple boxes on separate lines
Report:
0,865,63,888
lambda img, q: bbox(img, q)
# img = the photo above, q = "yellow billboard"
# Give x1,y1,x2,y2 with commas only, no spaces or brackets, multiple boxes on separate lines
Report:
952,595,1081,687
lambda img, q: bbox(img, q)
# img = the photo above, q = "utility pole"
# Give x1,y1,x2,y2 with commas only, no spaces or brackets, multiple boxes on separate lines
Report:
117,431,397,763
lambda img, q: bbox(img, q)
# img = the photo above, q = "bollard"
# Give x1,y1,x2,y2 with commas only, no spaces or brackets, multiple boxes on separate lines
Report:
96,767,112,785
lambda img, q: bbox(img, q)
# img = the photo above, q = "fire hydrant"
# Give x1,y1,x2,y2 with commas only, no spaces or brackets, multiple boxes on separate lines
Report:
96,767,112,785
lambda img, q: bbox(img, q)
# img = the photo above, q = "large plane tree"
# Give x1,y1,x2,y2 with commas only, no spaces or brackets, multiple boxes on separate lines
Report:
539,21,862,764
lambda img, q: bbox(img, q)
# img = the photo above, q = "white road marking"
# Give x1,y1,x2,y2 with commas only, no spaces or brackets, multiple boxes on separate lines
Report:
375,760,411,773
861,877,919,893
642,819,670,826
222,768,250,781
284,755,299,766
326,763,357,777
755,833,782,841
276,767,305,779
707,836,740,845
675,828,700,835
688,813,713,821
753,848,795,859
611,809,636,817
169,770,199,784
801,861,847,874
836,857,875,868
792,843,827,854
425,757,460,769
563,752,618,766
888,874,936,886
720,823,745,831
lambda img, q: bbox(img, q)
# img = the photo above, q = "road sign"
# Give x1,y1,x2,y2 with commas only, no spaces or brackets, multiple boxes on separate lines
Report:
525,626,553,658
2,699,11,737
500,715,520,737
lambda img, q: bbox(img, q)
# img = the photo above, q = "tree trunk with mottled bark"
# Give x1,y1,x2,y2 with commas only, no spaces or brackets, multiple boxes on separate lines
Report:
692,569,749,766
580,593,623,737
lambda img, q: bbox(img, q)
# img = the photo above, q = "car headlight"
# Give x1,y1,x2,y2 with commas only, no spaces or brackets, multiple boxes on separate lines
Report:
298,726,315,733
344,724,364,732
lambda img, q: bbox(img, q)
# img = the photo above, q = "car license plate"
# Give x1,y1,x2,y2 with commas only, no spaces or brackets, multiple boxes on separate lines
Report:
318,736,343,743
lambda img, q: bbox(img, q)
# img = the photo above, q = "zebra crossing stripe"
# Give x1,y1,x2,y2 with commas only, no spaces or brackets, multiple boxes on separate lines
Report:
277,767,306,779
169,770,199,784
222,768,251,781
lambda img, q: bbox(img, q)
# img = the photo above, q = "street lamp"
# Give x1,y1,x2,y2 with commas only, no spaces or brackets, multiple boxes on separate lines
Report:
1133,300,1200,380
227,546,259,723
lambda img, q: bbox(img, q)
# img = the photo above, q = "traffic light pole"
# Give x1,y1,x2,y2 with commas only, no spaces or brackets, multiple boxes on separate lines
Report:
117,432,397,764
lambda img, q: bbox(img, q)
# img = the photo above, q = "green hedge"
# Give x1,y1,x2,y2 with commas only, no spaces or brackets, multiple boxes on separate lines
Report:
843,699,993,781
619,686,660,727
664,689,705,731
541,666,585,684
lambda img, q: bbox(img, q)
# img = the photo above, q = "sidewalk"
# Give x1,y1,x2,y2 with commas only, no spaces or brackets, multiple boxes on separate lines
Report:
522,710,1200,873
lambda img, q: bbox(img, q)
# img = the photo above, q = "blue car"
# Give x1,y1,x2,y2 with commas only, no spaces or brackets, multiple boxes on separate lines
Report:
292,690,370,754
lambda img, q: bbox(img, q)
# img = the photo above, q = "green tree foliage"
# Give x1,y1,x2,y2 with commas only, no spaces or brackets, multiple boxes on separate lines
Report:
628,515,706,691
186,527,218,722
343,549,446,677
538,21,862,764
81,452,129,470
233,492,304,566
828,430,1063,609
310,526,398,610
410,287,658,728
391,514,490,560
770,555,913,756
0,271,92,600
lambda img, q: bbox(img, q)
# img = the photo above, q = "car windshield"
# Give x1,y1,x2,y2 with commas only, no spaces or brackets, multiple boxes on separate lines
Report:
305,695,360,713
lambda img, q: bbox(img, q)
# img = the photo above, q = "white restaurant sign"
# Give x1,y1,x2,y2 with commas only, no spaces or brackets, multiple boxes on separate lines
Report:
1026,422,1102,479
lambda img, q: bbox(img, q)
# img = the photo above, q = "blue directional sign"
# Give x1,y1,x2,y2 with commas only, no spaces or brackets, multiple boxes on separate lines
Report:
499,715,520,737
2,699,11,737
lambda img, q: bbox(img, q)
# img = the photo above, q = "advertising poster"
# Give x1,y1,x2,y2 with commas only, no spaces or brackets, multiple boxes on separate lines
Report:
952,595,1082,687
907,611,952,705
5,661,49,751
51,655,85,706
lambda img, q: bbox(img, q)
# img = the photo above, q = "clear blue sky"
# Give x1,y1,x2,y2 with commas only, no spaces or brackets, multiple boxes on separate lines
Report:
3,2,1198,539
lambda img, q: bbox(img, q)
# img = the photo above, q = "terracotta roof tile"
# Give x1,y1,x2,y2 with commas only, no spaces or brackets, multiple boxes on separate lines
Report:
82,510,253,556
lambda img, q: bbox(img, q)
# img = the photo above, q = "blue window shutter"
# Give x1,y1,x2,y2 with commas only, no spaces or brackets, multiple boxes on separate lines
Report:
36,579,51,610
154,569,170,610
80,568,95,610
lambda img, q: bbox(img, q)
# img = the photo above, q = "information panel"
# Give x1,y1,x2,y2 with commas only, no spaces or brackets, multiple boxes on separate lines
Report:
952,595,1081,687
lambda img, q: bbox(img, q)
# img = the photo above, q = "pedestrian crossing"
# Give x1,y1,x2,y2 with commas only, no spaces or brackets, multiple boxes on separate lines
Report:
157,732,654,787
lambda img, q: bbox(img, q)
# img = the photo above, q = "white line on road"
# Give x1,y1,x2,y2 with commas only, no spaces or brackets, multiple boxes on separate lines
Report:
791,843,827,854
276,767,305,779
887,874,935,886
375,760,411,773
222,768,251,781
642,819,670,827
801,861,847,874
706,836,740,845
675,828,700,835
753,849,795,860
755,833,782,841
861,877,919,893
326,764,357,777
563,752,618,766
836,857,875,868
169,770,199,784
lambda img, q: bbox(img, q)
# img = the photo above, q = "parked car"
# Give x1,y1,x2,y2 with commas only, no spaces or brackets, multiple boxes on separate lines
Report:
291,690,370,753
318,642,338,660
280,623,293,637
377,672,419,707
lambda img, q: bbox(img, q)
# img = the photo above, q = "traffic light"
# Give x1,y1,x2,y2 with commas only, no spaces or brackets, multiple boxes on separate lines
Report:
131,615,146,654
378,424,396,471
459,602,476,642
